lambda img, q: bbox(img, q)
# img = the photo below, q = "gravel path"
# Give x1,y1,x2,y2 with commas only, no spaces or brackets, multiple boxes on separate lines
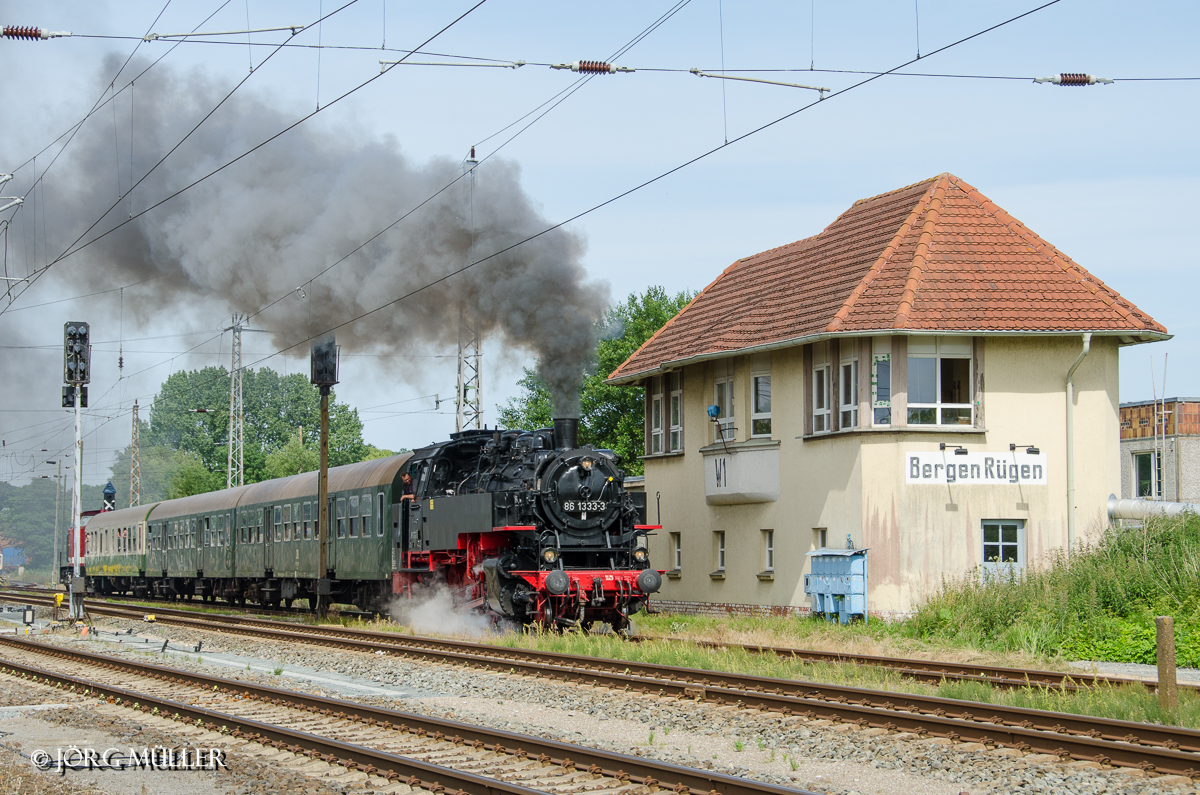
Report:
7,614,1200,795
1067,660,1200,686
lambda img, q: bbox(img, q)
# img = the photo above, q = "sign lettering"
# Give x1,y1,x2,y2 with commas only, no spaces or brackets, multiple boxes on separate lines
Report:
905,451,1047,485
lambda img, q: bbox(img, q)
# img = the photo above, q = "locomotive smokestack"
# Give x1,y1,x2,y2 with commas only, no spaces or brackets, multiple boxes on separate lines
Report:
553,417,579,451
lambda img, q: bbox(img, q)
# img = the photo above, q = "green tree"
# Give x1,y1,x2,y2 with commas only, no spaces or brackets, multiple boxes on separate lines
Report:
126,365,373,495
0,480,104,567
167,453,224,498
263,438,320,480
108,443,199,508
499,286,695,475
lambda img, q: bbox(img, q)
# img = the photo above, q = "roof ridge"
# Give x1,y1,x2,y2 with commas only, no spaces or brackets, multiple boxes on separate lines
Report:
893,175,949,328
826,177,942,333
953,177,1148,331
846,173,945,209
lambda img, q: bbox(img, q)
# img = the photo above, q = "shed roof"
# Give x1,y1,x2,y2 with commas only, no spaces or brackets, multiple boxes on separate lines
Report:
608,174,1167,384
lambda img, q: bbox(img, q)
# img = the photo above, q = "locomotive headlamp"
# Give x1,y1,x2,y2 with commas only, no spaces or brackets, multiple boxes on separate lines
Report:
541,547,560,564
580,457,595,471
633,548,648,563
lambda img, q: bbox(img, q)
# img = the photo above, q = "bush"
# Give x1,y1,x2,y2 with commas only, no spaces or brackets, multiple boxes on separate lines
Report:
905,514,1200,663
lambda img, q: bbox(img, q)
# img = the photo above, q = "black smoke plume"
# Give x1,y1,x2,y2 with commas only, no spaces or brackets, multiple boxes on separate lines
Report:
45,56,606,417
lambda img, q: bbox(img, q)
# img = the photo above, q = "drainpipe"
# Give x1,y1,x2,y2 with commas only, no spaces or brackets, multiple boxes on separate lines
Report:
1065,332,1093,554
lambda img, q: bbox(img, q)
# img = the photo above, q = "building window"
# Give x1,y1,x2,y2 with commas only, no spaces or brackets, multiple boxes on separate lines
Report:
714,531,726,571
669,372,683,452
812,364,831,433
982,520,1024,575
840,358,858,429
1134,451,1161,498
751,373,772,436
907,337,973,426
813,527,827,550
714,377,735,442
650,376,664,454
873,353,891,426
670,532,681,571
763,529,774,572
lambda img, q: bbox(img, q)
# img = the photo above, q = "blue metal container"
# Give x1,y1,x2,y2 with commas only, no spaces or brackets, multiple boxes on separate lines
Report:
804,548,868,624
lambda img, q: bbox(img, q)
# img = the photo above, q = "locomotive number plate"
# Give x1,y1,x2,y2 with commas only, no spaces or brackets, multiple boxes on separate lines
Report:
562,500,607,512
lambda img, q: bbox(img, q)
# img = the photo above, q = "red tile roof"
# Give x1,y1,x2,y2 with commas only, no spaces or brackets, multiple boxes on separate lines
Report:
608,173,1167,383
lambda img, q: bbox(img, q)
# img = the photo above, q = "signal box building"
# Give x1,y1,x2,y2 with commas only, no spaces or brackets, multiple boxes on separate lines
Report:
608,174,1168,616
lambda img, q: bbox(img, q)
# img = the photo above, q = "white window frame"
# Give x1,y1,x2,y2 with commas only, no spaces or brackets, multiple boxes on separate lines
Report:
763,529,774,572
872,351,892,427
668,372,683,452
812,364,831,433
715,531,726,571
751,372,772,437
981,519,1024,576
1134,451,1161,498
649,376,664,455
670,532,682,571
907,338,973,426
714,377,735,442
840,358,858,429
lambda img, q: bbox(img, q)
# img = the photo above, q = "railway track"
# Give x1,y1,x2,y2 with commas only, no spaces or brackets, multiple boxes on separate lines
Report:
0,635,816,795
6,587,1186,696
7,593,1200,777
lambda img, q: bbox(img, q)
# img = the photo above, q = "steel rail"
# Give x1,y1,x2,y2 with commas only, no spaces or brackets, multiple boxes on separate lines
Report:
0,635,818,795
14,602,1200,776
8,587,1189,695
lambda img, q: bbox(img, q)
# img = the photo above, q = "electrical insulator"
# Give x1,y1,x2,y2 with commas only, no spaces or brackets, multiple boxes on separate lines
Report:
2,25,70,40
550,61,635,74
1033,73,1114,86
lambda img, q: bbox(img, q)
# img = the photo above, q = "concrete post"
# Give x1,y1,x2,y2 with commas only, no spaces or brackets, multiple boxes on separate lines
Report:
1156,615,1177,714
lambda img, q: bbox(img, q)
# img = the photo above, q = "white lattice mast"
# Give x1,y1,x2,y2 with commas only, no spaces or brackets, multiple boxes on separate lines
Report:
456,304,483,432
129,400,140,506
225,314,246,488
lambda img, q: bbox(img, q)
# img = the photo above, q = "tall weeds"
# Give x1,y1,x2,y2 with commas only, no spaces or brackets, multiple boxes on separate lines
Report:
906,514,1200,665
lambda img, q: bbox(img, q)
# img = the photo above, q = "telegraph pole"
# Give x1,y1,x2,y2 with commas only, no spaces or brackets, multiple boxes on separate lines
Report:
63,322,90,620
310,336,339,617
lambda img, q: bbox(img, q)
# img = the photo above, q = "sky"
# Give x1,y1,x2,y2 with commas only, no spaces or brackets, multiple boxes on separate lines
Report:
0,0,1196,486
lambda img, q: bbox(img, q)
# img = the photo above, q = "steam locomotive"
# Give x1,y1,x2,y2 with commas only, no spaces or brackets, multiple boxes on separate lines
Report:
399,417,662,632
70,417,662,632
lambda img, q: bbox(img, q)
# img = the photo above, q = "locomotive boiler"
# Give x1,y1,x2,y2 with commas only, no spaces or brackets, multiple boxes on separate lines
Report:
396,417,663,632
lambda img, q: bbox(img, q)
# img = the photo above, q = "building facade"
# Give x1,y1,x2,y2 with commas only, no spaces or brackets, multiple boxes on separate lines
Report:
608,174,1168,617
1119,399,1200,503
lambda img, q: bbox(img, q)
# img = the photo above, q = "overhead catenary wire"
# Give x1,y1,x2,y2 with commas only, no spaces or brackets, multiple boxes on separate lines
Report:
0,0,486,317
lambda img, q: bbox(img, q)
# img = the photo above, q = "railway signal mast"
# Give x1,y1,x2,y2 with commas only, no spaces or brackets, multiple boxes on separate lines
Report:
63,321,90,620
310,336,339,617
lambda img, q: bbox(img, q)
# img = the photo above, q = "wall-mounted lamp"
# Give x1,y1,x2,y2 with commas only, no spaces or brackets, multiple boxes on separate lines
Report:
1010,443,1041,455
939,443,969,456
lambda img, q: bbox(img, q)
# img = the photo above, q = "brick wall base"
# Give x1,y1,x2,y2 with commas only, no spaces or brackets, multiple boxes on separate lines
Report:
647,598,912,622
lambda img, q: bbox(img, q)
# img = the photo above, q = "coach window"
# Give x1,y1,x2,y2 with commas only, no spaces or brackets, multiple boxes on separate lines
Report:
292,503,300,540
303,502,312,540
349,495,359,538
191,518,198,548
283,504,292,541
361,494,374,538
336,498,346,538
273,506,282,542
907,336,973,425
376,493,386,537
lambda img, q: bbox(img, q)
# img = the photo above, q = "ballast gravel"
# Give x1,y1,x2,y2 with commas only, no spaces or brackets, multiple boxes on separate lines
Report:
16,615,1200,795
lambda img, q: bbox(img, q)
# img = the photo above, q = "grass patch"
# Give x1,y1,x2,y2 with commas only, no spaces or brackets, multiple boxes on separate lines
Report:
906,514,1200,666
